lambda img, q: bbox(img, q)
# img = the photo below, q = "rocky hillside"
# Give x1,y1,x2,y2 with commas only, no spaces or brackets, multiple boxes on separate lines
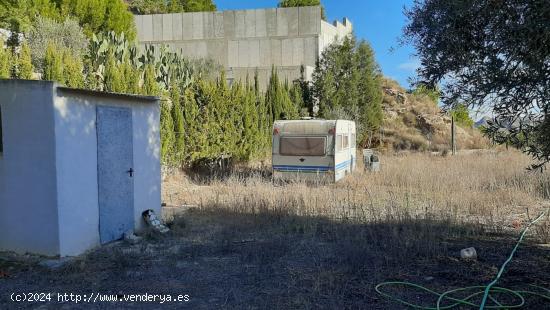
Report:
375,78,488,152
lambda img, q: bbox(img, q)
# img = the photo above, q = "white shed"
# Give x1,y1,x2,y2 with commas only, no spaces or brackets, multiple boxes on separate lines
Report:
0,80,161,257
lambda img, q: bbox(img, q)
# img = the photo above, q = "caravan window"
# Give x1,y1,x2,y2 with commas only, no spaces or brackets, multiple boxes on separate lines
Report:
343,135,349,149
280,137,326,156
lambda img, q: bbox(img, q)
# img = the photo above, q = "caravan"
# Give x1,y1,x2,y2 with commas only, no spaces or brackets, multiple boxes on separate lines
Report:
272,120,356,183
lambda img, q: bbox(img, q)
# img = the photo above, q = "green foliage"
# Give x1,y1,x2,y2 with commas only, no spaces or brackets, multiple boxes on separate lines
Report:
28,16,88,73
450,104,474,128
103,51,126,93
16,42,34,79
129,0,216,14
43,42,64,82
404,0,550,167
62,50,84,88
60,0,137,40
278,0,326,20
265,68,299,123
313,36,383,143
0,39,12,78
160,100,176,164
142,64,160,96
0,0,60,33
1,0,135,40
170,81,185,163
412,84,440,105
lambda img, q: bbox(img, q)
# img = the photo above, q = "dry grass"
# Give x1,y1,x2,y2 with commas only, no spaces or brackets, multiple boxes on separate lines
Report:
157,150,550,308
2,151,548,309
165,149,550,241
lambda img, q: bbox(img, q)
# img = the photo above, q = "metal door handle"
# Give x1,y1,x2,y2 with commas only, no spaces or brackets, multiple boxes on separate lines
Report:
126,168,134,177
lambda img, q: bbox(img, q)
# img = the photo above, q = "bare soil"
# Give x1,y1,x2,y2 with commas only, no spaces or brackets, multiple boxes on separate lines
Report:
1,207,549,309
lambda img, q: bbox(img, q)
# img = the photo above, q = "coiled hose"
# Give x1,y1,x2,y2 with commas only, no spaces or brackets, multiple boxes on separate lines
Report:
375,210,550,309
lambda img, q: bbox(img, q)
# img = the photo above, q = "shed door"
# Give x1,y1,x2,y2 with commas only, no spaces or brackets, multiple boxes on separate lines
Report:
96,106,134,244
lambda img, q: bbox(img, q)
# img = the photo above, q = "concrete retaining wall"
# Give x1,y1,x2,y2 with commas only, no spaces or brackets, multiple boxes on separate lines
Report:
135,6,352,88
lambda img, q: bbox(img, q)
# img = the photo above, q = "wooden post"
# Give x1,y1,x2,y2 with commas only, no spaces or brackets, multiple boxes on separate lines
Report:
451,115,456,155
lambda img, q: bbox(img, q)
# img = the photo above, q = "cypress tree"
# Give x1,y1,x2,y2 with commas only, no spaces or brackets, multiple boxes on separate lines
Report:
0,38,10,78
142,64,159,96
182,86,203,163
121,59,140,94
62,50,84,88
170,81,185,164
160,100,175,164
17,42,34,79
43,43,63,82
103,51,125,93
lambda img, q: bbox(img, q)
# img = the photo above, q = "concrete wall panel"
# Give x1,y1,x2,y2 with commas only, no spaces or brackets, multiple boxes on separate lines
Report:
249,40,260,67
281,38,293,66
234,10,246,38
276,8,289,36
142,15,153,41
153,15,163,41
204,12,214,39
223,10,235,38
299,6,320,35
172,13,183,40
207,41,227,67
135,16,143,41
292,38,304,66
238,40,249,67
287,7,299,36
259,39,272,66
245,10,256,37
192,13,204,39
228,40,238,67
214,12,224,38
255,9,267,37
304,36,317,66
162,14,172,41
271,39,282,66
265,8,277,37
182,13,193,38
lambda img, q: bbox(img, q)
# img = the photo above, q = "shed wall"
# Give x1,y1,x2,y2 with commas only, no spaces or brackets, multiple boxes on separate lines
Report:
54,90,161,256
0,81,60,256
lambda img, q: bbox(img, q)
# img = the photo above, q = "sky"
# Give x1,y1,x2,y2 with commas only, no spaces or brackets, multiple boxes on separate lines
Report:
215,0,418,88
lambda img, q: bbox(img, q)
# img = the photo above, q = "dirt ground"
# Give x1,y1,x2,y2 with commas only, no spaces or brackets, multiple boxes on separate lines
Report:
1,151,549,309
0,208,549,309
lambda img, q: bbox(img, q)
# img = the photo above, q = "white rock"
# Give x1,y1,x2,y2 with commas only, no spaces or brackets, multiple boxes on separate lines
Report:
460,247,477,260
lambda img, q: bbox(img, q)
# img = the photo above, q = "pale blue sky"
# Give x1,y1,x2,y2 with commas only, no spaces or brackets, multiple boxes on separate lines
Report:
215,0,417,88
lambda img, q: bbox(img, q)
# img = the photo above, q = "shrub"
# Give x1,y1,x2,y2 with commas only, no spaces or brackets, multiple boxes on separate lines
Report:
28,17,88,74
43,43,64,82
16,41,34,79
0,38,11,78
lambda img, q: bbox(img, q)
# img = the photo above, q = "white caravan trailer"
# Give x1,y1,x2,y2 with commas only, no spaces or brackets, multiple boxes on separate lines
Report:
272,120,357,182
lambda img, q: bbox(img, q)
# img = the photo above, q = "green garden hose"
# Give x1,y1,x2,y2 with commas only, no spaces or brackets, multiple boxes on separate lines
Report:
375,210,550,309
